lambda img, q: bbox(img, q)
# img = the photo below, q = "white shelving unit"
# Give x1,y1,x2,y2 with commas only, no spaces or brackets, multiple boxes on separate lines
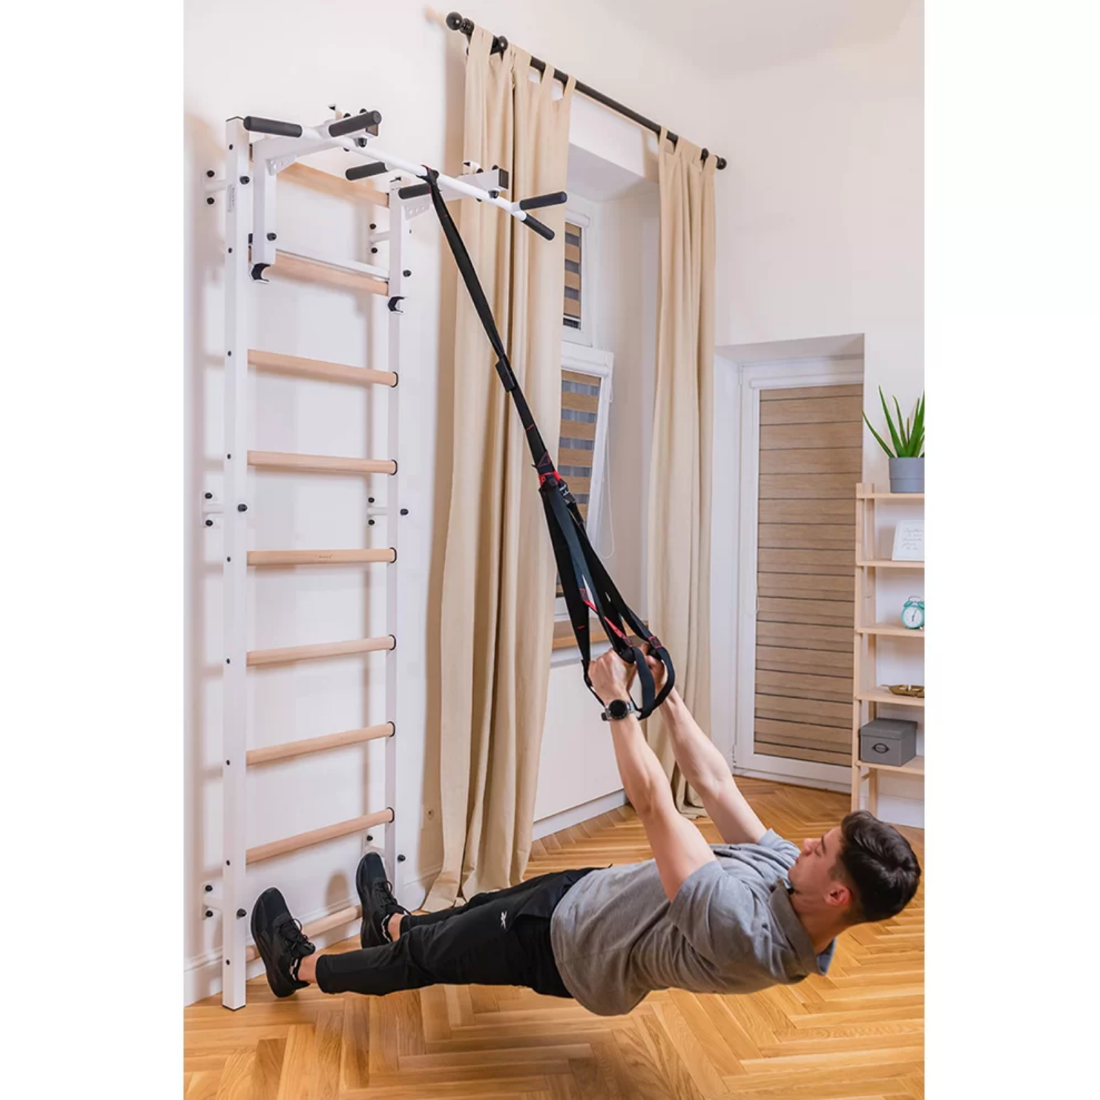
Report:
851,484,924,813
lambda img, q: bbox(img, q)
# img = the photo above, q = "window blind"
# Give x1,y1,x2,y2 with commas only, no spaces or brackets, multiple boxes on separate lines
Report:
563,221,582,329
554,368,602,597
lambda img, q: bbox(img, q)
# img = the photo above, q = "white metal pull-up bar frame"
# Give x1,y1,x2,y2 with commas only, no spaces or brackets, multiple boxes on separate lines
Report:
205,107,568,1010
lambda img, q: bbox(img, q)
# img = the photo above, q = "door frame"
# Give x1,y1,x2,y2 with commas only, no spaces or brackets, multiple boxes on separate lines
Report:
732,356,864,790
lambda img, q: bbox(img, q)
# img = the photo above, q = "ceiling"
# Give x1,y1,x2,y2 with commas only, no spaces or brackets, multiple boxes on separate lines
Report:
588,0,918,77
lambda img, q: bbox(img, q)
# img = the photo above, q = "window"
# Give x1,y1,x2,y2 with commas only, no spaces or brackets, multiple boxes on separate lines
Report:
561,202,595,347
554,345,613,616
563,220,583,331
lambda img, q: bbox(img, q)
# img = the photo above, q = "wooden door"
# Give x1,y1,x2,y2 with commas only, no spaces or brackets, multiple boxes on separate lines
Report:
753,383,863,768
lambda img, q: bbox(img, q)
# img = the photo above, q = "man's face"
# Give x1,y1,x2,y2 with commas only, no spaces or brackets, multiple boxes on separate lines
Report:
788,826,850,909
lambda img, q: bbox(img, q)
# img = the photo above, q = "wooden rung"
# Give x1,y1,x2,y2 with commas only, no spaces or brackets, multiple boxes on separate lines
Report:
282,162,389,207
247,548,396,567
248,349,397,388
248,451,397,476
247,723,394,766
245,904,362,962
267,250,388,296
246,809,394,865
247,635,395,667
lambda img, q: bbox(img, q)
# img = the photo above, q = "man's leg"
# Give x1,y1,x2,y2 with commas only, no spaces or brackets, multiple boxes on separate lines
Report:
307,888,539,996
390,870,577,940
255,871,591,999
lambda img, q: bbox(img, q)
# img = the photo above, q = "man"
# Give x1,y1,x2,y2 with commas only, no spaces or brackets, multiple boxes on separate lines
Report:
252,650,921,1015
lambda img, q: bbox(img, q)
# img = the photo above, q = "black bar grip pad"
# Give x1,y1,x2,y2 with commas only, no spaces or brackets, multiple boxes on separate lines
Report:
346,162,388,181
398,182,432,200
523,214,555,241
518,191,568,211
328,110,383,137
242,116,303,138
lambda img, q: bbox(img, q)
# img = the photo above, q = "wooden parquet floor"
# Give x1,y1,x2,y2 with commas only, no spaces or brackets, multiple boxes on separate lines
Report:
184,778,924,1099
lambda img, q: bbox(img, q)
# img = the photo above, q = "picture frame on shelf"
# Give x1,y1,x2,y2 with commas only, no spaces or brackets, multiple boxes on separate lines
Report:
891,519,925,561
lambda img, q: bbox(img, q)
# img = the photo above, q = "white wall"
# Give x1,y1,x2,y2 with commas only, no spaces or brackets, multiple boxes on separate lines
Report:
707,3,924,824
185,0,925,998
183,0,717,1002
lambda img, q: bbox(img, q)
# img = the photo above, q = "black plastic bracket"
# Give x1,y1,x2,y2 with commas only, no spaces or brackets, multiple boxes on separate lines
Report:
387,295,405,313
251,263,270,282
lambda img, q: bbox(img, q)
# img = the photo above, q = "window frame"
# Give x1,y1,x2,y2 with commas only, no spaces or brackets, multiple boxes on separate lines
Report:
555,342,614,620
562,197,598,348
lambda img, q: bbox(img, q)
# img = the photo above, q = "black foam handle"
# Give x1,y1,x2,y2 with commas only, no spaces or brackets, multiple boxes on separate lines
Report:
522,213,554,241
345,161,388,181
328,110,382,138
242,116,303,138
518,191,568,211
398,182,431,200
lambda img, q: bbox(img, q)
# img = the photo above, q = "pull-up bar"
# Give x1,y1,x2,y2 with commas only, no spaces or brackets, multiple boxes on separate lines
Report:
241,113,566,241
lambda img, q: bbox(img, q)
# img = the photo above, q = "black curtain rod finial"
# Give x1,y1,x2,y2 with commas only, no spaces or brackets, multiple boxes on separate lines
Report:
446,11,473,35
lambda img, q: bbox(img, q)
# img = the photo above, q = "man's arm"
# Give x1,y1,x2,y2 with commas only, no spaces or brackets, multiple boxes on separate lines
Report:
589,653,716,901
661,687,767,846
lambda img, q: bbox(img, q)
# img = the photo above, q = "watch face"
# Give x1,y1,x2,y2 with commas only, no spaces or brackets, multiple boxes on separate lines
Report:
901,604,924,628
609,699,630,719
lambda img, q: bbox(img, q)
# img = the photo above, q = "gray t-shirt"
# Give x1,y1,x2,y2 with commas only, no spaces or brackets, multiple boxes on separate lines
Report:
549,829,836,1016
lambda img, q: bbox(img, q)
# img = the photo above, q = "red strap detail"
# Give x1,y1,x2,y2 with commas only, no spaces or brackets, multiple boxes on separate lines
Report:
582,593,628,643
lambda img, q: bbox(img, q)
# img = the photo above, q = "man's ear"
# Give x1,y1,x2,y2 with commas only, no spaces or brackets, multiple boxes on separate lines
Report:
826,880,851,909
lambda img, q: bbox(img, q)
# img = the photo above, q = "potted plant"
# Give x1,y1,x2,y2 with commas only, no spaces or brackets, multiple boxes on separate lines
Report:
863,388,925,493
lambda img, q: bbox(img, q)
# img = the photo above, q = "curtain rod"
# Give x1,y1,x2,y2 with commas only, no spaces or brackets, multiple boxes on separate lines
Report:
445,11,728,171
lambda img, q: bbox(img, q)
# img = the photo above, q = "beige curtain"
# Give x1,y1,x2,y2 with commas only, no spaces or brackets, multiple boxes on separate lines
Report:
426,30,575,908
645,132,717,814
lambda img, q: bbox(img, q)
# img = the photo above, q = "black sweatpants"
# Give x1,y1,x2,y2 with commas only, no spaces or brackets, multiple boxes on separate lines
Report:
315,868,595,999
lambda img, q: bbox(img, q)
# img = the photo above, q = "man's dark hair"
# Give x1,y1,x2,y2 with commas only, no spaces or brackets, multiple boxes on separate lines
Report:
835,810,921,923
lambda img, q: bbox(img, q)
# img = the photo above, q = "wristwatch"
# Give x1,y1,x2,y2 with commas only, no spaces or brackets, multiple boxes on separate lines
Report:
601,697,638,722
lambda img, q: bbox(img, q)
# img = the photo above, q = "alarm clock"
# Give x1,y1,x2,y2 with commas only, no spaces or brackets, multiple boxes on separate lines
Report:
901,596,925,630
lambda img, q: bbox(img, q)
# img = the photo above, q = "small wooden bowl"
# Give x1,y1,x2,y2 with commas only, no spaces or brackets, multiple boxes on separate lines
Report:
887,683,924,698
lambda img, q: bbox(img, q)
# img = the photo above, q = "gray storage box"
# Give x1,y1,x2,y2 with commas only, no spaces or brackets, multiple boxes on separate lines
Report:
859,718,917,767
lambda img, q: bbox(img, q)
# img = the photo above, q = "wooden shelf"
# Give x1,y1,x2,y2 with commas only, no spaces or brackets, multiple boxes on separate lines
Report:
857,688,924,707
852,483,926,812
856,559,925,569
857,623,925,638
856,755,924,777
856,489,924,501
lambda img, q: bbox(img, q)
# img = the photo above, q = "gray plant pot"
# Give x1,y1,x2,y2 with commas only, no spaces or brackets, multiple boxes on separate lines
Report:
889,456,924,494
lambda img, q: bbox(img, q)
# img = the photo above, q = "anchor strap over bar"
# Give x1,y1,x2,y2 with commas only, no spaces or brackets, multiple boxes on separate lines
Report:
423,168,674,718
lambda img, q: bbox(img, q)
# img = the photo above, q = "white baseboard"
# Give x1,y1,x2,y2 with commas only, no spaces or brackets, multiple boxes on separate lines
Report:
532,789,626,840
184,862,443,1007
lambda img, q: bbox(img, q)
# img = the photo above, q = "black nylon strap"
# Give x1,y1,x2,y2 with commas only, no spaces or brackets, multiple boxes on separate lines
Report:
424,169,675,718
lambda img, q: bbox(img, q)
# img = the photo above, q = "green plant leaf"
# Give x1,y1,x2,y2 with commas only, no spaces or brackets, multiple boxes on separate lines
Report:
894,396,910,451
879,387,904,455
863,411,895,457
909,394,925,456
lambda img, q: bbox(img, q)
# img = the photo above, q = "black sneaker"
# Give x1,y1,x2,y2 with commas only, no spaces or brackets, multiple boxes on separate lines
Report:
355,852,410,948
250,887,316,998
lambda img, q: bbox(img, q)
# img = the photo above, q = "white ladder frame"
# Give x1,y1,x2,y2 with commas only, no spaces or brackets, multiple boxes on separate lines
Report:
212,114,413,1012
206,109,547,1011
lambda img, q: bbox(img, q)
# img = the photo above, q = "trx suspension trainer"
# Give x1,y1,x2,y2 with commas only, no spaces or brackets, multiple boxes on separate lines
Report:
423,169,675,719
